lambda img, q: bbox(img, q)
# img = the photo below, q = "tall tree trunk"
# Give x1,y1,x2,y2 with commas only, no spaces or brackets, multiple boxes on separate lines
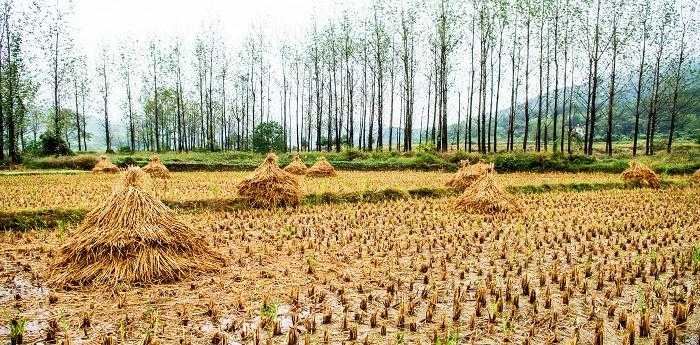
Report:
152,45,160,152
494,23,504,153
522,14,531,151
632,20,647,156
536,10,544,152
667,25,685,153
467,17,476,152
586,0,602,155
605,18,618,157
102,60,111,152
552,6,559,153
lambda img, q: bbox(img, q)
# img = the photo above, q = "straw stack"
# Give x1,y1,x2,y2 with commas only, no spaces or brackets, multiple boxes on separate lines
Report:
455,172,519,214
237,153,302,207
91,155,119,174
446,160,495,190
306,157,337,177
50,167,224,286
142,155,170,180
621,161,661,188
283,153,308,175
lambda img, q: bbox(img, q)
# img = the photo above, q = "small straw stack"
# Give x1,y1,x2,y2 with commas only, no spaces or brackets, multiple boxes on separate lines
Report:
455,172,520,214
692,168,700,184
237,153,302,207
50,166,224,287
446,160,495,190
283,153,308,175
621,161,661,188
91,155,119,174
306,157,337,177
142,155,171,180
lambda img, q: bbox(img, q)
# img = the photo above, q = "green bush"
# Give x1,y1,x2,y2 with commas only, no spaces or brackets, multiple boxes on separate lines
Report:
39,131,72,156
117,145,133,153
415,142,437,154
341,147,367,161
251,121,286,153
24,155,96,170
116,156,139,167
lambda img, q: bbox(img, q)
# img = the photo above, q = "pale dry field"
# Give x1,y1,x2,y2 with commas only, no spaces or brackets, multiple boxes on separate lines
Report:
0,170,673,211
1,187,699,344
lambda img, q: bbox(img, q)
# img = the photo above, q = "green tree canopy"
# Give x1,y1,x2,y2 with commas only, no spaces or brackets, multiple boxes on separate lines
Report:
251,121,285,153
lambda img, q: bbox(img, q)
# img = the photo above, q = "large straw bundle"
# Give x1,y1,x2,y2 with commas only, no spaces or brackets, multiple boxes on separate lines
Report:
283,153,308,175
91,155,119,174
455,172,519,214
237,153,302,207
446,160,495,190
306,157,337,177
142,155,170,179
692,168,700,184
50,167,224,287
621,161,661,188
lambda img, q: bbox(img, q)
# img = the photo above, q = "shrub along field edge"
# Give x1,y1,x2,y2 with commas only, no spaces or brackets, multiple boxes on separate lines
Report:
18,151,700,174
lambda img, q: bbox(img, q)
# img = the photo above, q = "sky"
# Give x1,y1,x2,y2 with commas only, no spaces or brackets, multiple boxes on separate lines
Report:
23,0,697,149
72,0,331,52
66,0,346,148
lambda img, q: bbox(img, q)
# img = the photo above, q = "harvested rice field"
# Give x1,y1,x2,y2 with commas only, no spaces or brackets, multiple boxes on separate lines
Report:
1,164,699,344
0,170,686,211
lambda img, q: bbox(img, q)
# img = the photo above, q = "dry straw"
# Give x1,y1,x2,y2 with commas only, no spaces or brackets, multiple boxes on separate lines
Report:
446,160,495,190
237,153,302,207
283,153,308,175
91,155,119,174
306,156,337,177
51,166,224,287
621,161,661,188
142,155,171,180
455,171,520,214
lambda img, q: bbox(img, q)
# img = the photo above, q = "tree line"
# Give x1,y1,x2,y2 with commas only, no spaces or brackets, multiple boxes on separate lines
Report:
0,0,697,164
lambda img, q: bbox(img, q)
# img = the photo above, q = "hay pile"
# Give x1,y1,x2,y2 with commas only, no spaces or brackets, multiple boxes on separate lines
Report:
142,155,170,179
621,161,661,188
91,155,119,174
283,153,308,175
455,172,520,214
306,157,337,177
446,160,495,190
692,168,700,184
237,153,302,207
50,167,224,287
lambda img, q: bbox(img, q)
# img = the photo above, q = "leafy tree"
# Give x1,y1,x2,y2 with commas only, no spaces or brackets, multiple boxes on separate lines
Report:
39,130,71,156
251,121,285,153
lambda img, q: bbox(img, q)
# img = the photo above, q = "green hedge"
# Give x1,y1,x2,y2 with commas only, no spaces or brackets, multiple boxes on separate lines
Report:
18,150,700,174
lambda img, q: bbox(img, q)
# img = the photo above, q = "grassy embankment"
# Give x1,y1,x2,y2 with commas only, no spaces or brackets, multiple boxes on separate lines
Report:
15,141,700,174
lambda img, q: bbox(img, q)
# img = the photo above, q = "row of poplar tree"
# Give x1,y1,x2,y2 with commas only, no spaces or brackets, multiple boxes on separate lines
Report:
0,0,696,164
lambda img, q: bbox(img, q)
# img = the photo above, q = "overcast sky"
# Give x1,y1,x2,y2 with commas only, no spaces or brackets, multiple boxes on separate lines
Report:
73,0,335,51
23,0,696,149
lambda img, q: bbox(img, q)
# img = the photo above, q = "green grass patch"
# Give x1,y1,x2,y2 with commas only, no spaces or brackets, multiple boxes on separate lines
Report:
17,147,699,175
0,208,87,231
